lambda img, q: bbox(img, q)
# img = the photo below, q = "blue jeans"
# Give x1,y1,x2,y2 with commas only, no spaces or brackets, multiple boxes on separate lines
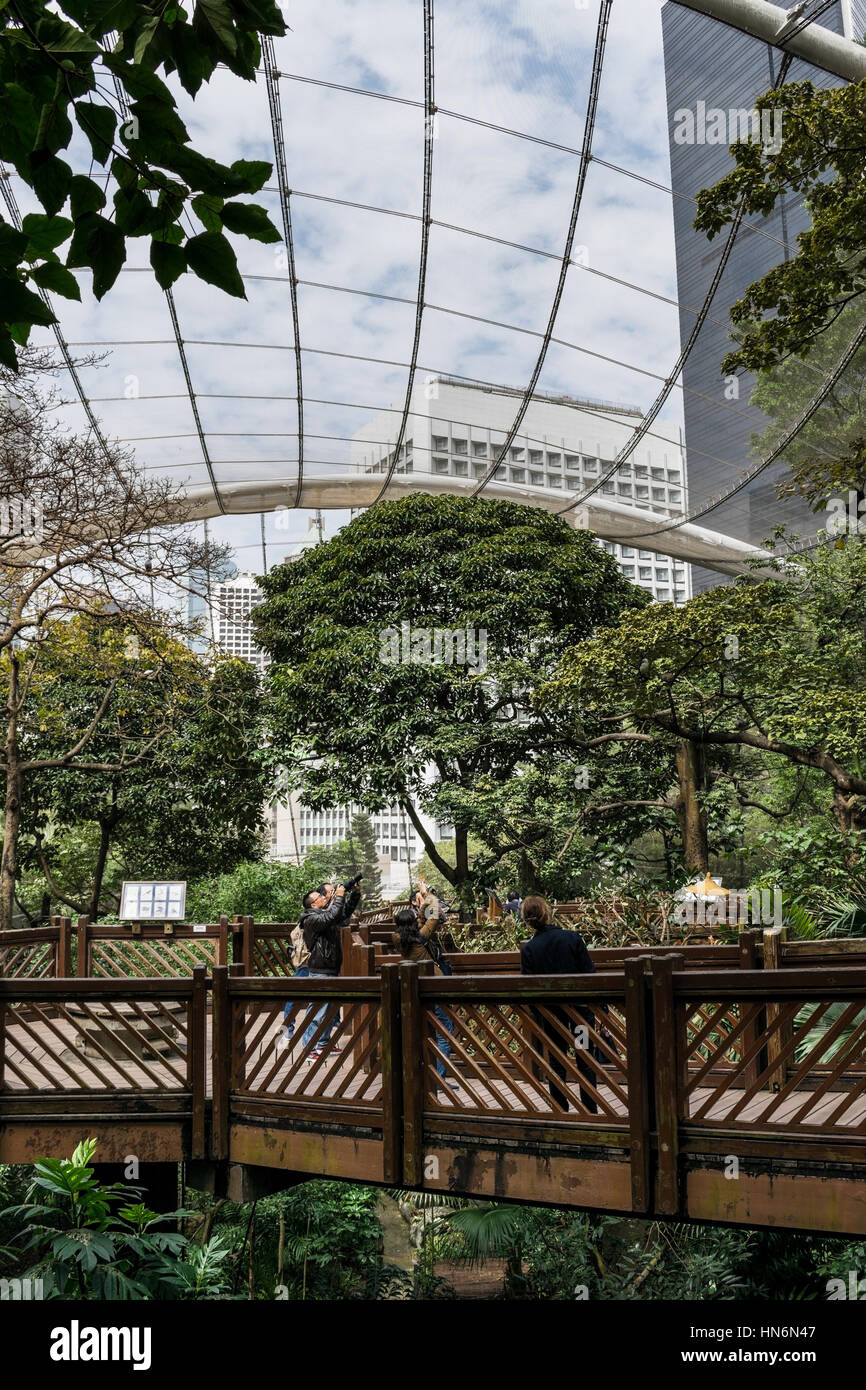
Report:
283,966,309,1037
302,972,339,1050
433,1004,454,1078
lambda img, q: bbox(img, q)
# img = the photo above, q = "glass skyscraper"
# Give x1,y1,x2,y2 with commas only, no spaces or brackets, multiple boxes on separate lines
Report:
661,1,866,590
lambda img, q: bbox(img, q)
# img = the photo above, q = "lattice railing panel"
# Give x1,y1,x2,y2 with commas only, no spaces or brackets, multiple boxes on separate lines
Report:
680,997,866,1133
1,997,191,1093
232,996,382,1108
0,940,57,979
422,998,628,1121
251,936,292,977
90,937,219,979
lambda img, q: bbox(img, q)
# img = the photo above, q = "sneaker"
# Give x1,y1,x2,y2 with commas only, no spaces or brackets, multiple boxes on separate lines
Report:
306,1048,322,1063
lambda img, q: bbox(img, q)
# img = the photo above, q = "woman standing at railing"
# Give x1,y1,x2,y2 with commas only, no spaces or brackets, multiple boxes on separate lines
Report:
392,902,459,1092
519,894,599,1116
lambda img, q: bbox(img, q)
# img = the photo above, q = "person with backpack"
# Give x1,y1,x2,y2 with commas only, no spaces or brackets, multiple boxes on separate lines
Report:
283,875,362,1060
392,903,458,1092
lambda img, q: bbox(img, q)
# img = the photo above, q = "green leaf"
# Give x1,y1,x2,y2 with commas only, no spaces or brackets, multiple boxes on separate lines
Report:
0,272,57,328
150,238,186,290
34,96,74,157
226,159,271,195
197,0,237,54
230,0,286,34
113,187,159,236
185,230,245,298
0,219,28,269
168,24,216,95
69,174,106,218
0,331,20,370
79,0,140,36
28,154,73,217
133,15,161,64
33,14,100,54
220,200,280,243
66,213,126,299
74,102,116,165
0,83,38,165
192,193,223,232
31,261,81,300
102,54,176,106
21,213,74,257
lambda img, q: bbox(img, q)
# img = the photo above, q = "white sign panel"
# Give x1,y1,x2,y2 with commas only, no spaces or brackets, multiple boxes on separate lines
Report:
120,881,186,921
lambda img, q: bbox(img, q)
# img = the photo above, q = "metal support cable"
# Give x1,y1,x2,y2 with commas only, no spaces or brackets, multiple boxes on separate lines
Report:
556,196,746,516
623,316,866,540
374,0,435,504
555,39,807,520
163,291,225,514
471,0,612,498
262,34,305,509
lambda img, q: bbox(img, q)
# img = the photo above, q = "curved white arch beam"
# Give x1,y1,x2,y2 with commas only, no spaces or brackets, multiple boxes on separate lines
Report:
180,472,770,577
671,0,866,81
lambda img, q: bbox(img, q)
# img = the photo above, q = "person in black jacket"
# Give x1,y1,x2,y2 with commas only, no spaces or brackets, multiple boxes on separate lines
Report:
519,894,598,1115
298,875,362,1056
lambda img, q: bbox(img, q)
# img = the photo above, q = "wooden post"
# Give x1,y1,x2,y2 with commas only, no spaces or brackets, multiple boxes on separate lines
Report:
738,928,761,1088
240,916,254,975
76,914,89,978
624,958,651,1214
56,916,71,978
190,965,207,1159
211,964,230,1160
400,960,424,1187
380,964,403,1184
217,916,230,967
649,955,680,1217
763,925,788,1091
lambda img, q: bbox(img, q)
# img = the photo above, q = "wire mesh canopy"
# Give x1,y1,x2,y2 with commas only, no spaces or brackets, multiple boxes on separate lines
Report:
5,0,863,571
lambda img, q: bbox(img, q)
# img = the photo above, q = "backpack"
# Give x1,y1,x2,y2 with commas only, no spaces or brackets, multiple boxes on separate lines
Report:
290,923,310,972
420,930,452,976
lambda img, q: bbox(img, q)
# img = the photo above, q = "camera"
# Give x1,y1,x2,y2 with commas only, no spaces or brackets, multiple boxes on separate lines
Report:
343,873,364,891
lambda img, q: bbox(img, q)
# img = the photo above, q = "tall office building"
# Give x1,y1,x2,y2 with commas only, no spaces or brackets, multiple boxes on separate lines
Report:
209,570,269,672
352,376,693,605
661,1,866,590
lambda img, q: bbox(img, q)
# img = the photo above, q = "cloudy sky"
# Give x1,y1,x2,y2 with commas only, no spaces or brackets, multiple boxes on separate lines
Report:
19,0,715,569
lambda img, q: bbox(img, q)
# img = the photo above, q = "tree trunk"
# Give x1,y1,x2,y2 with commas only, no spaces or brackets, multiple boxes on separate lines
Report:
674,739,709,875
454,826,471,917
831,788,866,863
0,655,21,932
90,816,113,922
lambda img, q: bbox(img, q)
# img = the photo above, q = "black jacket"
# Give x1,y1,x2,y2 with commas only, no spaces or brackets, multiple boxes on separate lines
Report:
519,924,595,976
301,888,360,975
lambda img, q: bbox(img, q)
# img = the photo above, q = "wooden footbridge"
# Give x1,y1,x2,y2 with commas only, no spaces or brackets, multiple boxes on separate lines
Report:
3,915,866,1235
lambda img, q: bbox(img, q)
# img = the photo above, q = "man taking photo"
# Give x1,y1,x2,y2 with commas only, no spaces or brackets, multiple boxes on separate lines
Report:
298,874,363,1059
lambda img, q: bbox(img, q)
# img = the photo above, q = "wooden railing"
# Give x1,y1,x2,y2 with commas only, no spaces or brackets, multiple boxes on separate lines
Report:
3,955,866,1231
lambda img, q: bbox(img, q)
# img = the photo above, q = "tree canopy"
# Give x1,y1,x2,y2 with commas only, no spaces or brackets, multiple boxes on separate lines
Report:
253,494,646,905
0,0,286,365
694,79,866,376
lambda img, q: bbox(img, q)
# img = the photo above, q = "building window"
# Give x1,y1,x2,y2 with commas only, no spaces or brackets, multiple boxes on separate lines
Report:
651,468,665,481
510,468,526,483
472,441,488,457
565,454,579,469
639,566,652,581
601,481,614,493
656,588,671,601
530,471,544,486
472,462,486,478
509,447,525,462
546,453,561,468
583,458,598,471
621,547,635,557
390,846,398,861
452,438,467,455
622,565,635,578
547,476,562,488
432,457,449,474
432,435,448,450
453,459,468,477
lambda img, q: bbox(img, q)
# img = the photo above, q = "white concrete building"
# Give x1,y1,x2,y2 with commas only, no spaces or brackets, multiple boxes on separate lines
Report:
268,792,451,897
210,571,269,672
351,376,693,604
